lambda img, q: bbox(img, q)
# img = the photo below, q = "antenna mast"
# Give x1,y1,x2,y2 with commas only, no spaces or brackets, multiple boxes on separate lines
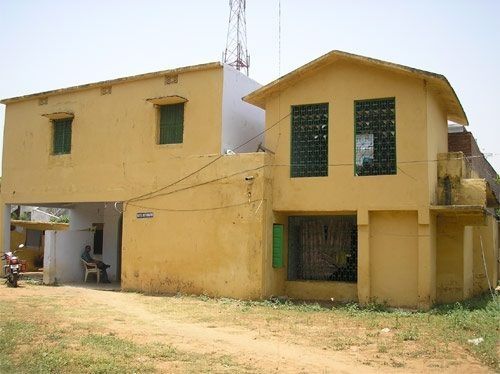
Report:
223,0,250,75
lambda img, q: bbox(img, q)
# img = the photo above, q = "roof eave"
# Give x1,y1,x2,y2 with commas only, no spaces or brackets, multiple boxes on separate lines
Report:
243,50,469,125
0,61,222,105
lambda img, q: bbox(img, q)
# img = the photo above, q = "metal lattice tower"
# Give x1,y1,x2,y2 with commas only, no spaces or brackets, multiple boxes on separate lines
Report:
223,0,250,75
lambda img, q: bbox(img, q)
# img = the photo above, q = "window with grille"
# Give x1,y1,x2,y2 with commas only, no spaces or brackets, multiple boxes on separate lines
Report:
288,215,357,282
159,103,184,144
355,98,396,176
291,103,328,177
53,118,72,155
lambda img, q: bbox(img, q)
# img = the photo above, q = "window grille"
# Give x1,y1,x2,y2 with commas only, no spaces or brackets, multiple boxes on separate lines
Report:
159,103,184,144
53,118,72,154
291,103,328,177
355,98,396,176
288,216,357,282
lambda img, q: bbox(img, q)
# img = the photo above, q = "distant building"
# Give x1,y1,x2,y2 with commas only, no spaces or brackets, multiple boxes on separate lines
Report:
448,125,500,204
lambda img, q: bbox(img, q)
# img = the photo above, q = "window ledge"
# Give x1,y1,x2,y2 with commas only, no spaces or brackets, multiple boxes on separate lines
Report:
50,152,72,157
146,95,188,105
42,112,74,120
286,280,357,284
157,143,183,148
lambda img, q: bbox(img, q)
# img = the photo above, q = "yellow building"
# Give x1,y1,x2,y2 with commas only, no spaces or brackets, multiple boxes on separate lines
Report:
1,62,266,287
243,51,498,309
1,51,498,309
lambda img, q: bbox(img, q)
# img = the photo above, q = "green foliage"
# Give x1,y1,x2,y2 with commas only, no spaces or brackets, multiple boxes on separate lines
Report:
50,215,70,223
19,212,30,221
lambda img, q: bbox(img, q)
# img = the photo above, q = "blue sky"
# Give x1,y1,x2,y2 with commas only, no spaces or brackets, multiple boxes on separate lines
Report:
0,0,498,171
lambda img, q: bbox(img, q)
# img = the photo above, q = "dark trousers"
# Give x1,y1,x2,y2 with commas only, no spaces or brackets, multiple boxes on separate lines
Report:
95,261,110,282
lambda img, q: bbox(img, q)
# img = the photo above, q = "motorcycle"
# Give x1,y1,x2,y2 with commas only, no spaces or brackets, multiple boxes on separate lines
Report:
2,244,25,287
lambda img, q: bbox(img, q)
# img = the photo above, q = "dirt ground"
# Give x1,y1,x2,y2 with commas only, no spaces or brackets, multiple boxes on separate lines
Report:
0,283,495,373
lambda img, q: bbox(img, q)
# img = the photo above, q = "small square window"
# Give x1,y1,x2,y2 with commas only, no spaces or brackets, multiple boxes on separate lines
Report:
159,103,184,144
53,118,72,154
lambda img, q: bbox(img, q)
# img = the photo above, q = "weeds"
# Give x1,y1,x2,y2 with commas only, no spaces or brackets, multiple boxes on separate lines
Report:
431,295,500,367
397,325,419,341
1,287,498,372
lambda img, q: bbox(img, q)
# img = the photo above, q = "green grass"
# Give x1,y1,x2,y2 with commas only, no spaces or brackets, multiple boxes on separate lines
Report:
190,292,499,368
338,294,499,368
1,286,498,372
0,302,244,373
431,296,500,367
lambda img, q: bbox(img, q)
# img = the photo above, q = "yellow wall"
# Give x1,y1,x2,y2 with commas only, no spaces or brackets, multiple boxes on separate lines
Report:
426,86,449,205
426,213,438,305
285,281,357,302
121,153,269,299
263,60,433,213
1,66,223,205
370,211,419,307
463,226,473,299
436,216,467,303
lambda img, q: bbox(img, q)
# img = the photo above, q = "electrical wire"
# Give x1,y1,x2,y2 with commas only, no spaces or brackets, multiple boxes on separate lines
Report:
126,111,291,204
131,165,266,203
128,155,498,204
128,199,264,212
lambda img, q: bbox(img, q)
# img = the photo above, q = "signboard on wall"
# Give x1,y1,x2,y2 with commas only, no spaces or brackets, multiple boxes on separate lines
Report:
136,212,154,219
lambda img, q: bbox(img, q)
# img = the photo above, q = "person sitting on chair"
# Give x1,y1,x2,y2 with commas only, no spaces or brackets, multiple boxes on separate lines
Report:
81,245,111,283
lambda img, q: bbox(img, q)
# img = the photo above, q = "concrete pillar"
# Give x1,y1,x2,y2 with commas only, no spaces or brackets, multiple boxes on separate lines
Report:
417,224,435,310
357,209,370,304
43,230,57,285
417,210,436,310
493,218,499,288
103,204,120,281
2,204,11,252
463,226,473,299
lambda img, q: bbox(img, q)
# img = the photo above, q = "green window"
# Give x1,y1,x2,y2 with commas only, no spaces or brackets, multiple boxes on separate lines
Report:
272,224,284,268
53,118,72,155
355,98,396,176
291,103,328,177
159,103,184,144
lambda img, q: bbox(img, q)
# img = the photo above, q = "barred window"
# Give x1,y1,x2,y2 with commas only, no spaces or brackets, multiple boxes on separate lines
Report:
159,103,184,144
291,103,328,177
53,118,72,155
355,98,396,176
288,216,357,282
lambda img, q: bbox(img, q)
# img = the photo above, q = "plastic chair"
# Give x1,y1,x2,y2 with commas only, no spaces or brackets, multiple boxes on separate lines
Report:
81,259,100,283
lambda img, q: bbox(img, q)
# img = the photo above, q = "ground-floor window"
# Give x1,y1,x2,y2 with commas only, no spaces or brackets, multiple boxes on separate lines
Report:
288,215,357,282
